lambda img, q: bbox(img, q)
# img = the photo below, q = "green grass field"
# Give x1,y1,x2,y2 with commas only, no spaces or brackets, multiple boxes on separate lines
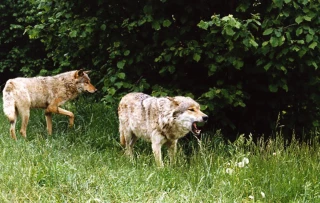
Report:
0,96,319,202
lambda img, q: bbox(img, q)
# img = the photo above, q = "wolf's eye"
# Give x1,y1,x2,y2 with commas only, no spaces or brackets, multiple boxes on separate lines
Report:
188,108,195,112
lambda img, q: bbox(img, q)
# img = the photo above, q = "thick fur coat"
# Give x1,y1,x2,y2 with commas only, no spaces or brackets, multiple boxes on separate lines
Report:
118,92,208,166
2,69,97,139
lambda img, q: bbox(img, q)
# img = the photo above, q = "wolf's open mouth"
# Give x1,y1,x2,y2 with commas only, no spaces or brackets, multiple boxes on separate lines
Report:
192,122,201,135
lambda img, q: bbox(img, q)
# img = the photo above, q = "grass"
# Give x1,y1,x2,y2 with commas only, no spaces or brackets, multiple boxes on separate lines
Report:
0,96,319,202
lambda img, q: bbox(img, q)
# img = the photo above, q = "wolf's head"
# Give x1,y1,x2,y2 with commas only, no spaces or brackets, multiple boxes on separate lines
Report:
169,96,208,135
74,69,97,93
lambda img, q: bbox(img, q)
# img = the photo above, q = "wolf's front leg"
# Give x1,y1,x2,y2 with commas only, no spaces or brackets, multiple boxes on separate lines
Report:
151,133,166,167
46,104,75,131
152,142,163,167
56,107,75,127
166,140,178,165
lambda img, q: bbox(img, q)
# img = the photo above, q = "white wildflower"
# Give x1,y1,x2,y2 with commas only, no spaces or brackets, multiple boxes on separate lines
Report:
237,161,245,168
242,157,249,165
261,191,266,198
237,157,249,168
248,195,254,200
225,168,234,175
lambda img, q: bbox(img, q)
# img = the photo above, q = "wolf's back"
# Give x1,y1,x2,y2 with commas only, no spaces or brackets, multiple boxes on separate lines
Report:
2,80,16,121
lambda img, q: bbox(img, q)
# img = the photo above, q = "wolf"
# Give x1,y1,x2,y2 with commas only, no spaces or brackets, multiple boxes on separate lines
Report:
2,69,97,140
118,92,208,167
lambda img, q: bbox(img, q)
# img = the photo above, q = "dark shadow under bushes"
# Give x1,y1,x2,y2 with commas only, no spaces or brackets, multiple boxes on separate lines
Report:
56,95,120,151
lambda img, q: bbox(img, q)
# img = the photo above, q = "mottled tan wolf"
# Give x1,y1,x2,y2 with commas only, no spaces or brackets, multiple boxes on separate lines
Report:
118,92,208,167
2,69,97,140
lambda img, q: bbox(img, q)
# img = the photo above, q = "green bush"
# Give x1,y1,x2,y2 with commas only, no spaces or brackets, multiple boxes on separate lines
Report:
1,0,319,139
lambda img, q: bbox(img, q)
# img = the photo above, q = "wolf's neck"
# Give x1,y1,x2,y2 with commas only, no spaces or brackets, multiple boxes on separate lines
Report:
161,118,189,140
59,78,78,99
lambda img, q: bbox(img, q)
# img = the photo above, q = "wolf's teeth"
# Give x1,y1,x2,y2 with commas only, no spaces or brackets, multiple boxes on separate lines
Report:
193,122,198,129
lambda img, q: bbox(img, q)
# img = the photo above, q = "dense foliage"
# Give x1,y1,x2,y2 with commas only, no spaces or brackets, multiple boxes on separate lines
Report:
1,0,319,139
0,1,49,83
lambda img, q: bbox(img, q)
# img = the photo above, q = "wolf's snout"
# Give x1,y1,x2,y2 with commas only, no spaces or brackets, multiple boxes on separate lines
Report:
202,115,208,122
87,87,97,93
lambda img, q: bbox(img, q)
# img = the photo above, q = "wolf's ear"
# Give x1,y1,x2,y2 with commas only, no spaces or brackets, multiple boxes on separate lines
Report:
167,97,179,106
74,69,84,78
84,70,91,75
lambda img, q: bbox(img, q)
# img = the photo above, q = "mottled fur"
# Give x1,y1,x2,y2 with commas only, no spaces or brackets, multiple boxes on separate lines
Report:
2,69,97,140
118,92,208,167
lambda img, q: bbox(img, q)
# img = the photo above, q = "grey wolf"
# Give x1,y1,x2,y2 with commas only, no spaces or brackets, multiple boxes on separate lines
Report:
118,92,208,167
2,69,97,140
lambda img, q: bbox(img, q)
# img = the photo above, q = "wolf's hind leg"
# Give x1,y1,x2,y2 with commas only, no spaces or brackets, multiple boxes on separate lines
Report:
45,112,53,135
19,109,30,138
9,115,17,140
126,134,138,157
121,129,137,158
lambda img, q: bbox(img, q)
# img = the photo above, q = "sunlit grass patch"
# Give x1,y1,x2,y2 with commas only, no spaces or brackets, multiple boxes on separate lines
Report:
0,97,319,202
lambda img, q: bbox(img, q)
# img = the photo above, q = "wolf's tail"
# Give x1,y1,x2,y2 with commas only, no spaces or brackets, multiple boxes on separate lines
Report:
2,80,16,122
